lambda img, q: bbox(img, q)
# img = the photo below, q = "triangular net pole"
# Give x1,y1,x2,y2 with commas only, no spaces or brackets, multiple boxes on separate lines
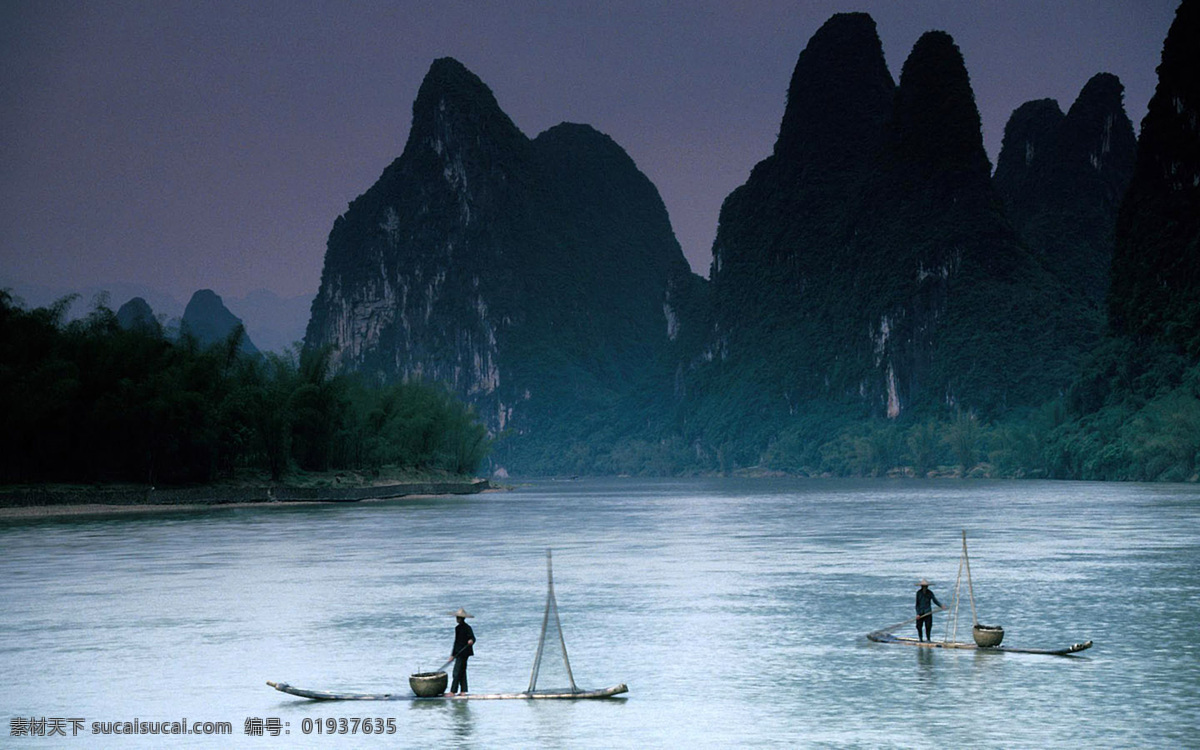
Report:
945,530,980,642
946,535,967,643
526,549,578,694
962,530,979,627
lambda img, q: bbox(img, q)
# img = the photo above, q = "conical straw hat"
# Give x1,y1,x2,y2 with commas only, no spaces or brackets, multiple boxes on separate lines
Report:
916,579,931,587
451,607,474,618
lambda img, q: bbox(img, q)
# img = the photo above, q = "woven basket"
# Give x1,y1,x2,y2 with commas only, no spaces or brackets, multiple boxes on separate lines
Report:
409,671,448,697
973,624,1005,647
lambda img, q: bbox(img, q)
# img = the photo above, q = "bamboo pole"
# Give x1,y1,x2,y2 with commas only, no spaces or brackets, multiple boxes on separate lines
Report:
528,549,577,694
527,551,552,693
871,606,949,635
963,530,979,627
547,550,578,692
949,538,966,643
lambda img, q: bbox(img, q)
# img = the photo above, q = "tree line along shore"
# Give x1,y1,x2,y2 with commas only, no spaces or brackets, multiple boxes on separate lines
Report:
0,291,493,491
0,476,491,518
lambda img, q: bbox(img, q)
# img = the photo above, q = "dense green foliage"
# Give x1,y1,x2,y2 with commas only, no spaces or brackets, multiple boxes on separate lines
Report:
0,291,490,485
530,388,1196,481
1042,340,1200,481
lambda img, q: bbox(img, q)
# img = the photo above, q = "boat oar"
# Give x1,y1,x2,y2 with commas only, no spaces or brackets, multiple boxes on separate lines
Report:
435,644,471,674
873,606,949,635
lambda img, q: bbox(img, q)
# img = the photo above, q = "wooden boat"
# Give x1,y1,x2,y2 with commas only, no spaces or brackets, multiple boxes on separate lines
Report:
268,551,628,701
866,531,1093,657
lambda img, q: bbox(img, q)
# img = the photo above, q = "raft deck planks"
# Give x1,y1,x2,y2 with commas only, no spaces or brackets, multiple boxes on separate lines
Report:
267,680,628,701
866,632,1093,656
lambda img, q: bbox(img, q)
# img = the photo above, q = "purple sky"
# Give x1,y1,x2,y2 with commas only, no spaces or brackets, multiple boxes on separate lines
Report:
0,1,1180,301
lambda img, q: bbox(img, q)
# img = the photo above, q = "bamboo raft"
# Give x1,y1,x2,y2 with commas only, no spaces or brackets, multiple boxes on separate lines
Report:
864,632,1093,655
267,680,628,701
269,551,627,701
866,532,1094,657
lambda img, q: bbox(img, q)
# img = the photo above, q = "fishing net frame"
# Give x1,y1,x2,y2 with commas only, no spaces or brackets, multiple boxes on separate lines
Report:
526,550,579,695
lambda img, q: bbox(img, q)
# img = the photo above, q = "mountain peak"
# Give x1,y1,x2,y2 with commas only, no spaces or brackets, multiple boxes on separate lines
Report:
775,12,893,164
405,57,525,157
416,57,498,113
1128,0,1200,194
994,98,1064,183
1074,72,1124,107
890,30,991,178
425,56,476,83
1059,72,1136,191
181,289,258,354
993,70,1135,308
116,297,162,335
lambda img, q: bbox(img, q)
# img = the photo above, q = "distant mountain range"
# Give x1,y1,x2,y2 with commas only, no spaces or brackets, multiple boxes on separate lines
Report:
2,281,312,354
303,5,1197,477
177,289,260,355
691,14,1136,462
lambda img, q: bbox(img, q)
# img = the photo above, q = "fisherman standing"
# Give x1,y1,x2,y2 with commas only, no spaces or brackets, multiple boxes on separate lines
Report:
448,608,475,696
915,580,943,642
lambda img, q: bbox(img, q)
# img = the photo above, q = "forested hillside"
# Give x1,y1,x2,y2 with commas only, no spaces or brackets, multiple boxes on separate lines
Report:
1043,0,1200,481
304,58,704,474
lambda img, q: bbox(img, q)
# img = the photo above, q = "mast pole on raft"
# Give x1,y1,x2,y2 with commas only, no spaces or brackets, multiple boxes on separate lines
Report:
963,530,979,627
949,538,965,643
548,550,578,692
527,552,552,693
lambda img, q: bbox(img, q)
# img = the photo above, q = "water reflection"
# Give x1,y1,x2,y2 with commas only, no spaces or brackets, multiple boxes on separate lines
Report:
915,645,936,686
447,700,474,744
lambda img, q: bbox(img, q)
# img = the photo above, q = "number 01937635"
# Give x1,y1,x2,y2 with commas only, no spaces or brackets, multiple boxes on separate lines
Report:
301,717,396,734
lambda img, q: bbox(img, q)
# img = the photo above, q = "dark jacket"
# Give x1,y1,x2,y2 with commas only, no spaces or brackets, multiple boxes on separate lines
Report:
454,622,475,658
915,587,942,614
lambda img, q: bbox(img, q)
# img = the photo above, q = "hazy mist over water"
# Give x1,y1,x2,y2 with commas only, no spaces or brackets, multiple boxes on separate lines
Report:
2,478,1198,747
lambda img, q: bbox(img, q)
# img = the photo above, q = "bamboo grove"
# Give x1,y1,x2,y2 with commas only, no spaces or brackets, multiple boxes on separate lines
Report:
0,292,491,485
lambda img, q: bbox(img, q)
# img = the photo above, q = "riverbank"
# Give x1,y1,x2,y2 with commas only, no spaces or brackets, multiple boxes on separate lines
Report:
0,474,491,520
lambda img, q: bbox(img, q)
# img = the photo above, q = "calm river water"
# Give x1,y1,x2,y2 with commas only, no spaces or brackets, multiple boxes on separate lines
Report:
2,478,1198,748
